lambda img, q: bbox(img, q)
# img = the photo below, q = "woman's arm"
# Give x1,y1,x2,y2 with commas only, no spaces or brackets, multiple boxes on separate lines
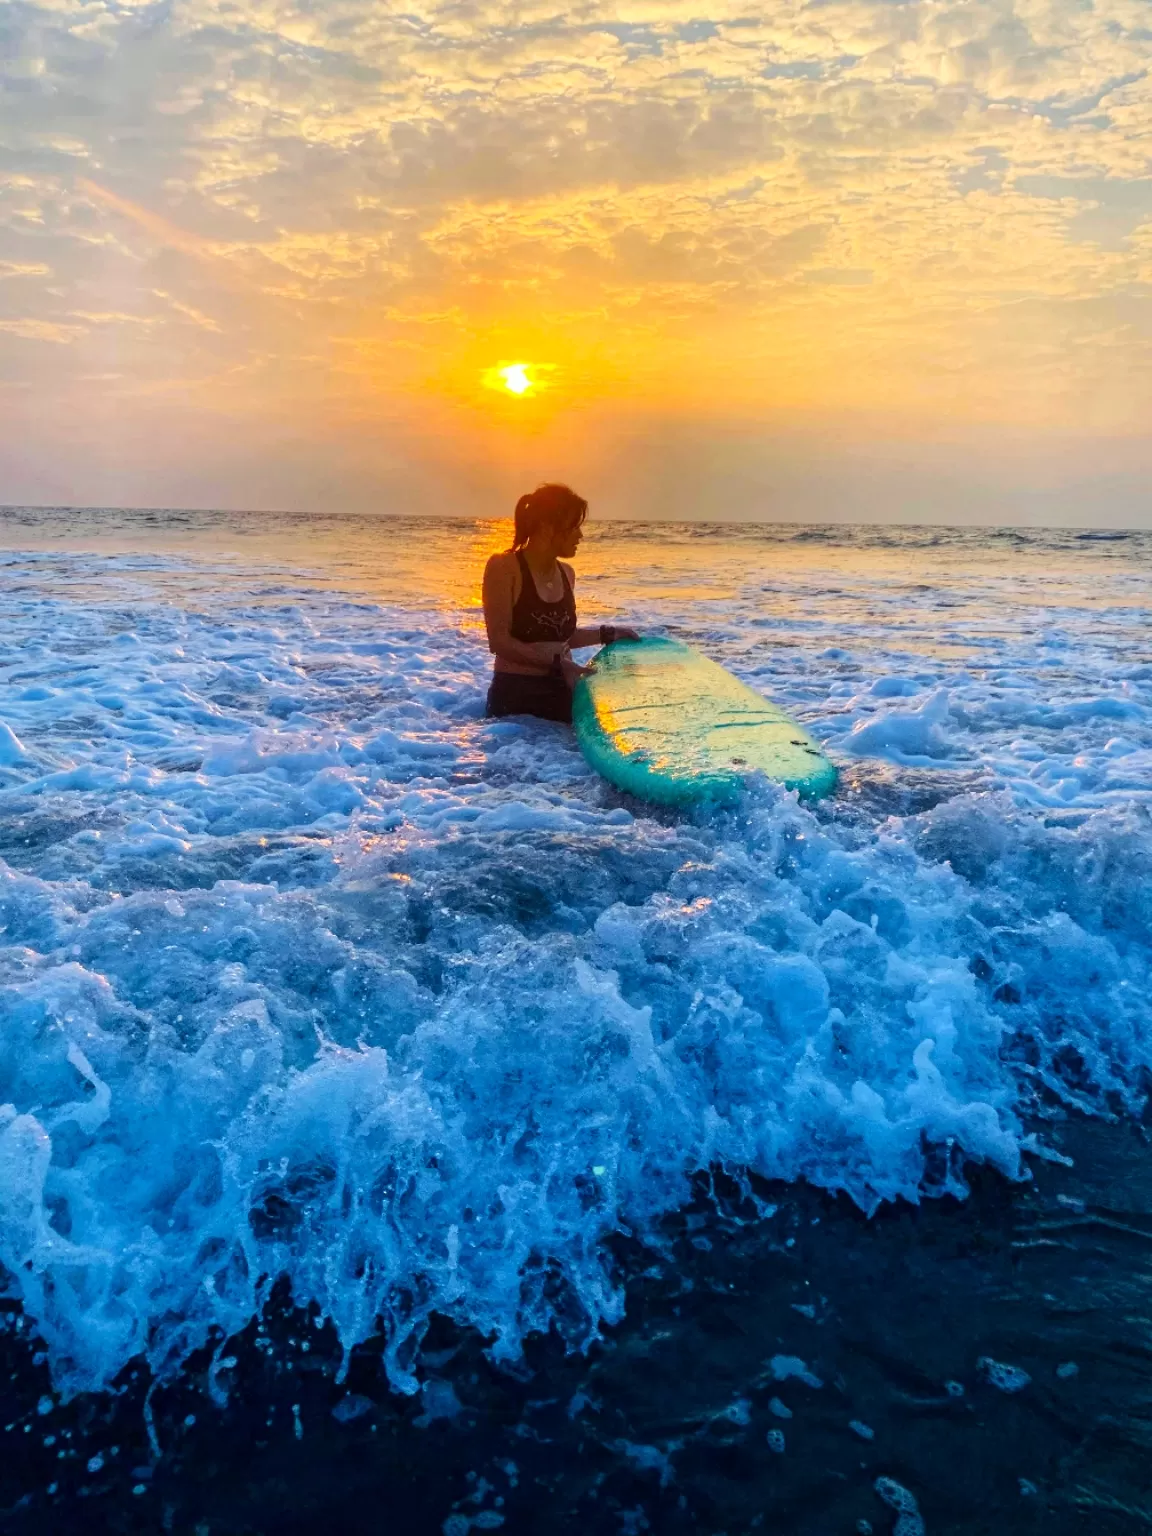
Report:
482,554,566,671
560,565,640,649
570,625,641,648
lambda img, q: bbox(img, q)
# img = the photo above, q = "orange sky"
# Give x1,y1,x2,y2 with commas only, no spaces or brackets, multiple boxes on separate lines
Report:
2,0,1150,522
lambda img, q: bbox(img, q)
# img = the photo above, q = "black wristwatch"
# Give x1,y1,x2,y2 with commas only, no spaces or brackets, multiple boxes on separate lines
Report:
599,624,617,645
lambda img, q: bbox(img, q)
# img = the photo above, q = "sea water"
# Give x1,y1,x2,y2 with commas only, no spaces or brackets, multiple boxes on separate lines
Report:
0,509,1148,1427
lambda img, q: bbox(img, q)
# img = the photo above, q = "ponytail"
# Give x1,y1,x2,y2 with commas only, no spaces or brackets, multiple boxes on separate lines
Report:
512,493,536,550
512,483,588,550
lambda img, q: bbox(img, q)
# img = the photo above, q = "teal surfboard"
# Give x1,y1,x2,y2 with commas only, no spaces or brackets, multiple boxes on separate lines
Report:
572,638,836,807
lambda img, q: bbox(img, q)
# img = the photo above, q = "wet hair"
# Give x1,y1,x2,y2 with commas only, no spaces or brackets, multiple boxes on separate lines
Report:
512,483,588,551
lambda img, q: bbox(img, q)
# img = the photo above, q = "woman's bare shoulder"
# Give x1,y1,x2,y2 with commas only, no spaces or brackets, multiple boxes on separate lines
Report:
484,549,517,574
560,560,576,584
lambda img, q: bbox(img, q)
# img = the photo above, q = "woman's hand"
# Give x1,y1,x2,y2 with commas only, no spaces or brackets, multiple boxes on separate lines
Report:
559,649,592,688
615,626,641,641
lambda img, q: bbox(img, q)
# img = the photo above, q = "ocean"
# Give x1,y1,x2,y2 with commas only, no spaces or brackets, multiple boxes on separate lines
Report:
0,507,1149,1534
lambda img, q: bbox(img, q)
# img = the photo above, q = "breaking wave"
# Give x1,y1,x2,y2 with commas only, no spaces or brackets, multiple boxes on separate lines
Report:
0,519,1148,1399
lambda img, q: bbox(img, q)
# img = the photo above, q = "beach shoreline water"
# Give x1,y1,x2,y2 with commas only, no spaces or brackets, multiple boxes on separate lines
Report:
0,508,1148,1529
1,1114,1149,1533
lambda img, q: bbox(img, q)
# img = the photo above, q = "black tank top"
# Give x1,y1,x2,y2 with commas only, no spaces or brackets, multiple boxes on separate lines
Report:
509,551,576,642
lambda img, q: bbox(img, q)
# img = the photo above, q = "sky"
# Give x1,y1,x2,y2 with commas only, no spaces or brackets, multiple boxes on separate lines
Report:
1,0,1150,524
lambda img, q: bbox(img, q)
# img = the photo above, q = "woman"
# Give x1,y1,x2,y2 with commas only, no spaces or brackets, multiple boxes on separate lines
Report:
482,483,640,723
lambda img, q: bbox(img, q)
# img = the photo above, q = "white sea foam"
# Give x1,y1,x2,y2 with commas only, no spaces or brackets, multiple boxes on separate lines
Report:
0,518,1148,1399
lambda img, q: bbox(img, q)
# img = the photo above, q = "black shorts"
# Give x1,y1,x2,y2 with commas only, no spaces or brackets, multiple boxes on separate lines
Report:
486,671,572,724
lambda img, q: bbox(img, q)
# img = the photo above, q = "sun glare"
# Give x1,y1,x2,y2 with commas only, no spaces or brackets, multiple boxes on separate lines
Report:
477,358,558,403
499,363,532,395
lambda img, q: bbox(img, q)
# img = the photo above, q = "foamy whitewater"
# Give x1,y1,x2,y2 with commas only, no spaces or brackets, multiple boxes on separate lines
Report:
0,512,1148,1404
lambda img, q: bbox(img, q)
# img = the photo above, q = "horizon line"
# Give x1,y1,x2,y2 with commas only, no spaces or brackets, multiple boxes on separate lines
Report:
0,504,1147,535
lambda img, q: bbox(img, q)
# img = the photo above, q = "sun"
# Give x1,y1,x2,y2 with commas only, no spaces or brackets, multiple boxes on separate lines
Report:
499,363,532,395
479,359,556,401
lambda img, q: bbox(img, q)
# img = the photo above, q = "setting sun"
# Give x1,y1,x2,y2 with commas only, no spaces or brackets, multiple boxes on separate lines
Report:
478,359,555,402
499,363,532,395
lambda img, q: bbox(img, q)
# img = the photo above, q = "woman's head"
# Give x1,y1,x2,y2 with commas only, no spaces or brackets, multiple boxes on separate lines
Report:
512,483,588,555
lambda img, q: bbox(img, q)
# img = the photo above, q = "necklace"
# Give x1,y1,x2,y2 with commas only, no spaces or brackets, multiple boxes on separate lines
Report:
526,555,563,599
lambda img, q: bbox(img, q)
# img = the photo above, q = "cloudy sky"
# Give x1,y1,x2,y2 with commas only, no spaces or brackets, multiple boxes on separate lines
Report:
2,0,1150,522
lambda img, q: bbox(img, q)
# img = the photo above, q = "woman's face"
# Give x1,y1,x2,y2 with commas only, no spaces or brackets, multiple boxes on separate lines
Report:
552,516,584,558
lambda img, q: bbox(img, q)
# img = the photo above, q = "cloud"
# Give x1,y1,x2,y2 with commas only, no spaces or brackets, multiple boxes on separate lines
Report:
76,180,223,262
1014,174,1152,248
0,259,51,278
0,317,85,343
0,0,1149,516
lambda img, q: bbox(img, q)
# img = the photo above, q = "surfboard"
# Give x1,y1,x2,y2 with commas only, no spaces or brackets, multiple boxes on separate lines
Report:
572,637,836,807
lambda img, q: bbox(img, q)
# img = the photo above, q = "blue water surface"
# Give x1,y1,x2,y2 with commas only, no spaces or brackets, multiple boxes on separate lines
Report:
0,508,1148,1412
